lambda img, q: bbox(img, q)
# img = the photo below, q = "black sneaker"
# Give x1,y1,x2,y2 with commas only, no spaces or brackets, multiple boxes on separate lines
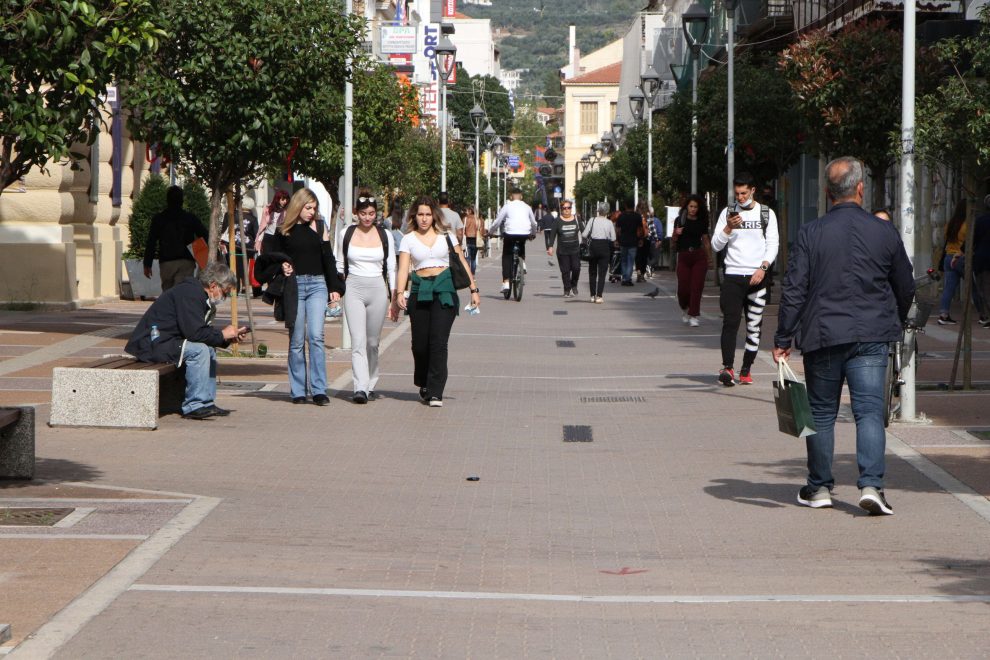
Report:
313,394,330,406
291,396,306,404
207,405,231,417
797,485,833,508
419,387,428,402
182,406,218,420
858,487,893,515
367,391,379,401
352,391,368,404
718,367,736,387
979,317,990,328
937,315,957,325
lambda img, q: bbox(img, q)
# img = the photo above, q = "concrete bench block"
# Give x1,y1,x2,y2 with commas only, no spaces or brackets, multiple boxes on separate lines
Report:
0,406,34,479
0,622,11,644
49,367,184,430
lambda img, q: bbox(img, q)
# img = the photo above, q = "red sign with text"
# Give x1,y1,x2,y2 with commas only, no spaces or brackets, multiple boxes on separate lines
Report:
444,0,455,17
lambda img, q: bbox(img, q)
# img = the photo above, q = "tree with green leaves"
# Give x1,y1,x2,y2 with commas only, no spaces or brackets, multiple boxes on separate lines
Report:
779,20,937,207
126,0,363,259
0,0,165,193
448,65,514,141
915,9,990,176
293,63,420,212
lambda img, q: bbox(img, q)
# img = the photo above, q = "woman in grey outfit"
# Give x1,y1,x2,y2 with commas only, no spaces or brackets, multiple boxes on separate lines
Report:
336,193,397,404
582,202,617,304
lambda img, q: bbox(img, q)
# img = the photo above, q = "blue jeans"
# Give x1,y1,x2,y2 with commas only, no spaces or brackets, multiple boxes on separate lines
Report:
803,341,887,490
181,341,216,414
620,246,637,283
289,275,328,398
939,253,985,316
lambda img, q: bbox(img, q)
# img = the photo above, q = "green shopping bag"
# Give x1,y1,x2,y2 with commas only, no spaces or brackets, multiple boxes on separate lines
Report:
773,359,817,438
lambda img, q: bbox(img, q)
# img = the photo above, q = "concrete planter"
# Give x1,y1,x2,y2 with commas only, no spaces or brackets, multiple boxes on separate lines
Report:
123,259,162,300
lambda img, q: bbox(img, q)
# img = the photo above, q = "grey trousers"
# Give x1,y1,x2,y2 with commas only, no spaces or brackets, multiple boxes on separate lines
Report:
342,274,390,394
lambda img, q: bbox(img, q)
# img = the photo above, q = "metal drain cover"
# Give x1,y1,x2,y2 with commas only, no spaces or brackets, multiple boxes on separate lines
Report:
0,508,74,526
580,396,647,403
556,340,576,348
563,425,593,442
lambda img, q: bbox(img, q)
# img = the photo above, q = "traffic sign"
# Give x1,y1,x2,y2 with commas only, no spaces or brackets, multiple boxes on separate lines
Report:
507,155,520,168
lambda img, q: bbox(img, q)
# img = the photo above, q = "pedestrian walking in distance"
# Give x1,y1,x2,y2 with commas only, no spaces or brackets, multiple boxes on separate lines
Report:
143,185,209,291
392,196,480,408
711,172,779,386
673,194,713,327
336,191,397,405
582,202,617,304
773,156,914,515
547,199,583,298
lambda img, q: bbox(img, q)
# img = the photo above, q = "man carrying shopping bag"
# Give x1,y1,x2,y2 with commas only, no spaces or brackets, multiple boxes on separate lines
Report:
772,157,914,515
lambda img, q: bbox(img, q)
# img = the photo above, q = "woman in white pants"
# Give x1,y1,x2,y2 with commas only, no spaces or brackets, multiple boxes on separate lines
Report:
337,193,397,404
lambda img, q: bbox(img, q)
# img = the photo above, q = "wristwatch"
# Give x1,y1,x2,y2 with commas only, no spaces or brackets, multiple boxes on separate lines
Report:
759,264,769,271
470,287,479,294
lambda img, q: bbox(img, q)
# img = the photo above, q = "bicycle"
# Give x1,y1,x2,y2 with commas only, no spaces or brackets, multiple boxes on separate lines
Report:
504,241,525,301
885,269,939,426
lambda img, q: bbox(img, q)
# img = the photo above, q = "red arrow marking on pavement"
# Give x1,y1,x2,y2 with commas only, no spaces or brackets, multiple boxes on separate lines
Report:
600,567,648,576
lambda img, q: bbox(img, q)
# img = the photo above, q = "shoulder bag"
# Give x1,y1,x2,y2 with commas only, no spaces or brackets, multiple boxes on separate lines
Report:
444,233,471,290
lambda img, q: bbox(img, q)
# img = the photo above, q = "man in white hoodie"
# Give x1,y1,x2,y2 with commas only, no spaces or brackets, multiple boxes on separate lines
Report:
710,172,779,386
491,189,538,293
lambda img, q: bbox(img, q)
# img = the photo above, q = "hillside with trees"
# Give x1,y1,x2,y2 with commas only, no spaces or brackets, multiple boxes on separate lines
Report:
461,0,643,105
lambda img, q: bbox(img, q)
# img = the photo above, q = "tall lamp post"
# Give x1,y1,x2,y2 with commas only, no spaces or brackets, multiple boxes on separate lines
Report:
641,65,661,209
435,34,457,193
469,104,485,214
725,0,739,204
492,137,504,206
683,2,711,195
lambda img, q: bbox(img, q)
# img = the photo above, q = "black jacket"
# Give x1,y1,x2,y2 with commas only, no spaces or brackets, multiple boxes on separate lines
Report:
775,202,915,354
125,277,229,363
144,207,208,268
254,251,298,329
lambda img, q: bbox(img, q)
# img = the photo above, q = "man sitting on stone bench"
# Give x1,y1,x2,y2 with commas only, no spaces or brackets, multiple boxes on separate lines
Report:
125,263,249,420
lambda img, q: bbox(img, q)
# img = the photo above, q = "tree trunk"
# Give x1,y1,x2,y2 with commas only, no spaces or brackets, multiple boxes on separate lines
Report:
870,164,887,210
207,188,224,264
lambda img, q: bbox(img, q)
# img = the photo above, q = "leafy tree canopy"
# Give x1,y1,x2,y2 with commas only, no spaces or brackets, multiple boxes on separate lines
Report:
0,0,165,192
126,0,363,256
448,65,514,142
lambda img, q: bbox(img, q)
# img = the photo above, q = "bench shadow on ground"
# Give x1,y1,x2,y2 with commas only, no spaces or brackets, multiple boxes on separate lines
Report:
0,457,103,487
912,557,990,598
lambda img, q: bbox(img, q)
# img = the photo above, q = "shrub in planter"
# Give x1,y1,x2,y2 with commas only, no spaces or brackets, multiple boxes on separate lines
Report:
125,175,212,260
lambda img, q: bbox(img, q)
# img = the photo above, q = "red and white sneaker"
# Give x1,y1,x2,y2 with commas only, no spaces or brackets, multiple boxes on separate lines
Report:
738,370,753,385
718,368,736,387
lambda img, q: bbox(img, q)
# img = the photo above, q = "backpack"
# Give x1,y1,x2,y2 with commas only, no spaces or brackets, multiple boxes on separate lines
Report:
342,224,392,300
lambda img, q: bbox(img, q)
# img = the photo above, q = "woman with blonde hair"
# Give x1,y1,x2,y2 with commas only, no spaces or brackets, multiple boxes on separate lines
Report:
271,188,344,405
391,196,480,407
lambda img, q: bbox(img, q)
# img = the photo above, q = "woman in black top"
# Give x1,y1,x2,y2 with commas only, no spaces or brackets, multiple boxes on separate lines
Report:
546,199,583,297
672,194,712,326
272,188,344,405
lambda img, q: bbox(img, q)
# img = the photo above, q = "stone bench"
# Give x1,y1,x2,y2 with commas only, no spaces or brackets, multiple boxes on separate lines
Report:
1,622,11,644
0,407,34,479
49,357,184,430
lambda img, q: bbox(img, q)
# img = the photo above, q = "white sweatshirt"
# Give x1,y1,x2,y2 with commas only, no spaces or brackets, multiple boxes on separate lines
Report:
493,199,538,236
710,203,780,275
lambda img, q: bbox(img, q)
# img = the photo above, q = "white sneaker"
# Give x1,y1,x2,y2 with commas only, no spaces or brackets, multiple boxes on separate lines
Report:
681,311,690,324
501,282,510,291
522,261,527,274
595,296,604,304
689,317,700,327
428,397,443,408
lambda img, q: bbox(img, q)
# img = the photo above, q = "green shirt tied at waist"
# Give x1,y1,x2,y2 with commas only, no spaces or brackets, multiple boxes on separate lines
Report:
411,269,460,310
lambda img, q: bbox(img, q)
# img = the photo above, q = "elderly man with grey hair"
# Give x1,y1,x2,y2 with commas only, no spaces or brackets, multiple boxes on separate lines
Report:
773,156,914,515
126,263,249,419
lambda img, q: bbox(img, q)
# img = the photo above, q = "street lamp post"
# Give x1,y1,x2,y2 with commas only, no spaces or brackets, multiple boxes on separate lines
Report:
640,65,661,211
725,0,739,205
683,2,711,195
469,104,485,214
483,123,496,213
492,137,504,207
435,34,457,193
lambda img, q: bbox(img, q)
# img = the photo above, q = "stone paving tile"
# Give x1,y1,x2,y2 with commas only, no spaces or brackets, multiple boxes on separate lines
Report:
55,593,990,659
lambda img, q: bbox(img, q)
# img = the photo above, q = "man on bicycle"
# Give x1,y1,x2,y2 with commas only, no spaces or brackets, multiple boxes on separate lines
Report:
491,188,538,294
773,157,914,516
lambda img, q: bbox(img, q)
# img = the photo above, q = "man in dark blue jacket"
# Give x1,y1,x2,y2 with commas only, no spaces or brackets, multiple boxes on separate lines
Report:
144,186,209,291
773,157,914,516
126,263,249,419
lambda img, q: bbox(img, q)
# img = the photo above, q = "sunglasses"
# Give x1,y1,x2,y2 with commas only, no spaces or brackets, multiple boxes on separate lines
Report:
357,196,375,203
561,206,572,210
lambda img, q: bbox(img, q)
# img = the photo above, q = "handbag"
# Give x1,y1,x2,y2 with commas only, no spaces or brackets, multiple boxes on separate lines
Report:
773,359,817,438
444,234,471,290
579,218,595,262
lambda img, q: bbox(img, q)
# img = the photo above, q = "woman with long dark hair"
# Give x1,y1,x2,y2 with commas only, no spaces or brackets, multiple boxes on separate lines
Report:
255,189,290,254
391,196,480,407
336,192,396,404
938,199,984,325
673,194,712,327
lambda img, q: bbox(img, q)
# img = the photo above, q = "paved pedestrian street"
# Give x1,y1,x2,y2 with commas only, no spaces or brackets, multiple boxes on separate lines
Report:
3,257,990,658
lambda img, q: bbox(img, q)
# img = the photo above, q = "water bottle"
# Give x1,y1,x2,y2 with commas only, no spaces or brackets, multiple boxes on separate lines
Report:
150,325,160,342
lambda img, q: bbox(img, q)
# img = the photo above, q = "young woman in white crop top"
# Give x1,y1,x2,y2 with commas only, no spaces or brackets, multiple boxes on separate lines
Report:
393,196,479,407
336,192,397,404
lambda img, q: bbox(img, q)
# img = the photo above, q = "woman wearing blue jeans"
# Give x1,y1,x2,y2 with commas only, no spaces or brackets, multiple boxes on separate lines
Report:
273,188,345,405
938,200,986,325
